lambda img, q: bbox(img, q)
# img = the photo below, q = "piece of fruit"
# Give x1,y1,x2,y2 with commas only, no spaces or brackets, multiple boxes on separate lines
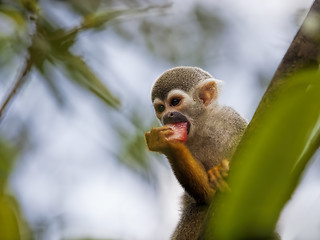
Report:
166,122,188,142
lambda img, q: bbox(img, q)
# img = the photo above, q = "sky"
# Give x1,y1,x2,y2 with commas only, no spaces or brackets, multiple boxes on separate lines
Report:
2,0,319,239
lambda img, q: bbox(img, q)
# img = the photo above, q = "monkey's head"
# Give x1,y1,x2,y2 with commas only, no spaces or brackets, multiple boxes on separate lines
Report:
151,66,222,141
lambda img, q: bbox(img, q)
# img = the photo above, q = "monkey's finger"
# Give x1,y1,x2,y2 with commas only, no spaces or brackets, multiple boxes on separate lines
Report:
145,132,157,151
221,159,230,171
221,171,229,178
208,174,218,189
208,168,218,181
208,168,221,189
219,166,229,178
144,132,150,141
208,171,216,182
214,164,231,192
212,167,223,180
144,132,151,147
163,129,174,138
149,128,164,141
148,127,168,137
219,159,230,178
149,126,172,140
155,126,172,132
209,173,230,192
212,178,223,190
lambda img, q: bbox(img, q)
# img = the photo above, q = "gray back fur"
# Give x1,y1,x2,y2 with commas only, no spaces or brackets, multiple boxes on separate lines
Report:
187,105,247,170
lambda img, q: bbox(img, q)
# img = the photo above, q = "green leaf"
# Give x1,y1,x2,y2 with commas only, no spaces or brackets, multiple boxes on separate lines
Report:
0,196,21,240
82,9,126,30
20,0,39,14
201,69,320,239
0,139,21,240
0,139,17,190
60,54,120,108
0,6,26,29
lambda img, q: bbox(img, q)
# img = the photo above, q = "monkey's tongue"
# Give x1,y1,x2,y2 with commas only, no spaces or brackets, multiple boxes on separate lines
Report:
166,122,188,142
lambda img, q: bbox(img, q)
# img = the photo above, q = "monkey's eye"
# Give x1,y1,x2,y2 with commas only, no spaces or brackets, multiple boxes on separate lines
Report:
156,104,165,113
170,98,181,107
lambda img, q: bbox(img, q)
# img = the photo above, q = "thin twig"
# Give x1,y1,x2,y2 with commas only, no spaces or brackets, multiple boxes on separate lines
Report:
0,57,33,122
0,11,38,123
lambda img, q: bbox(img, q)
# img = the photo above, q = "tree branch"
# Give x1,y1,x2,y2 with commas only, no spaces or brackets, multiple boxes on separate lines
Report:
0,57,33,122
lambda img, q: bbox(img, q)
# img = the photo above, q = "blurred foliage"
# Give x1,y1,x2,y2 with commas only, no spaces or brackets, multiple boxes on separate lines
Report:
0,0,174,238
117,114,153,174
0,138,32,240
116,110,163,180
0,0,170,116
0,0,129,110
201,68,320,239
0,0,170,171
0,139,17,196
0,195,20,240
113,3,224,64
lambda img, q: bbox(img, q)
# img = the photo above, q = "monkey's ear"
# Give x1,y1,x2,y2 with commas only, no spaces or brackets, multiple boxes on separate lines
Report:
197,78,223,106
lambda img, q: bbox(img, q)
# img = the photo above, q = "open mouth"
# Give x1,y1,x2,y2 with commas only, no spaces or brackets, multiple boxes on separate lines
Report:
164,119,190,134
163,112,190,139
165,121,189,142
172,121,190,134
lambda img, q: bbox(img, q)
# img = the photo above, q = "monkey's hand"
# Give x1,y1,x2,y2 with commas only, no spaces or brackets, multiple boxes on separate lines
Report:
144,126,175,154
208,159,231,193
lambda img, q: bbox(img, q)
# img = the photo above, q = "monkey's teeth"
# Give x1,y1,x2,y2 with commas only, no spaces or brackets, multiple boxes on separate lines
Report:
166,122,188,142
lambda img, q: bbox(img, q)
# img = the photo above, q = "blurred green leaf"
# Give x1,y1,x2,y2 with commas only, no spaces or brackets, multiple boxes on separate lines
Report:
81,4,172,31
58,0,102,15
0,6,26,28
1,2,171,115
117,111,159,178
60,54,120,108
194,4,224,34
25,14,120,108
0,196,21,240
20,0,39,14
82,9,127,30
114,3,223,64
26,5,169,109
0,139,20,240
118,131,150,172
201,69,320,239
0,5,28,71
0,139,17,191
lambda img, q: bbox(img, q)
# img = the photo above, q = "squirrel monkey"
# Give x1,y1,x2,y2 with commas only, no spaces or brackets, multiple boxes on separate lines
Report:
145,66,247,240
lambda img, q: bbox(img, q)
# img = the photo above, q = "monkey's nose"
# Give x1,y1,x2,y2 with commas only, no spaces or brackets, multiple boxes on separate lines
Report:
163,111,188,125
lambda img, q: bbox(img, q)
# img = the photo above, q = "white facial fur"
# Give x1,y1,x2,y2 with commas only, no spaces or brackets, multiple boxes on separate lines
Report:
153,89,193,124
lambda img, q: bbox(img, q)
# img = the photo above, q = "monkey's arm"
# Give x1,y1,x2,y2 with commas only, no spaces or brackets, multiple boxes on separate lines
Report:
166,142,217,204
145,127,216,205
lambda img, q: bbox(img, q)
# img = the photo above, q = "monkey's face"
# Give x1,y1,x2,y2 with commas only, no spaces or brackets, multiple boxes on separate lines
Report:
152,77,221,142
153,89,193,135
